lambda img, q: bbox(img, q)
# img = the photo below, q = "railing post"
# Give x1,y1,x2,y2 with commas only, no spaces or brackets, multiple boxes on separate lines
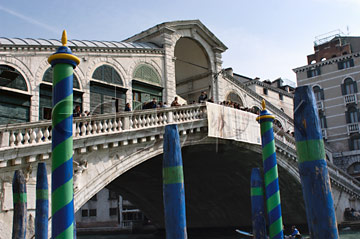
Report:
0,131,9,147
167,111,174,124
123,116,130,130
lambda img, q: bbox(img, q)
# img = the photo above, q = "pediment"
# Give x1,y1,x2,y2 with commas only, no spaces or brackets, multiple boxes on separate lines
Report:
124,20,227,53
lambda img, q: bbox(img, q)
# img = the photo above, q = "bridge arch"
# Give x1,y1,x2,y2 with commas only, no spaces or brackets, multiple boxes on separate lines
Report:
73,135,306,228
174,37,212,103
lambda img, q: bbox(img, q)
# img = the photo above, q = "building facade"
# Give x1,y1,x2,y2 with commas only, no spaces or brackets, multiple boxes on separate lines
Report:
75,188,149,232
294,34,360,179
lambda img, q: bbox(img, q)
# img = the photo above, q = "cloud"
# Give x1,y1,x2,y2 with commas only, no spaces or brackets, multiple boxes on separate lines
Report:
0,5,60,35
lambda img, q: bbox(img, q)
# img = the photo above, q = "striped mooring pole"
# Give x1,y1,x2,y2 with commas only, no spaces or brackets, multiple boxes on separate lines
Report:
294,86,339,239
251,168,267,239
35,162,48,239
163,124,188,239
256,100,284,239
48,30,80,238
12,170,27,239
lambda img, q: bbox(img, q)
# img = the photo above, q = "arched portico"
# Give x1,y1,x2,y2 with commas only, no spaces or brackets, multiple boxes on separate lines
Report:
174,37,212,104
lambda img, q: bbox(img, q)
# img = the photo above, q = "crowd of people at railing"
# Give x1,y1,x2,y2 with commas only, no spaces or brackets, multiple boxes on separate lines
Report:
344,207,360,221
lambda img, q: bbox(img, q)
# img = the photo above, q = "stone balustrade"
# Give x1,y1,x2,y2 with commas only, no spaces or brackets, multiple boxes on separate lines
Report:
0,104,207,150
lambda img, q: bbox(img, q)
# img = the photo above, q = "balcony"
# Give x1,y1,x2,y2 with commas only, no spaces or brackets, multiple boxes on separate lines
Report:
344,94,357,105
316,101,324,111
347,123,360,135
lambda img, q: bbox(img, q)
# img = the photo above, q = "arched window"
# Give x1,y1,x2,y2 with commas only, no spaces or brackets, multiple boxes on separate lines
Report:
132,64,162,110
91,65,126,114
347,162,360,175
313,85,324,101
226,92,243,106
92,65,123,86
39,68,83,120
346,106,359,124
0,65,30,125
43,67,80,89
133,64,161,85
342,78,357,95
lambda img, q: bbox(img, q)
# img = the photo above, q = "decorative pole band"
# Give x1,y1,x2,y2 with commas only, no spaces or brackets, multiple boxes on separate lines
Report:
294,86,338,239
163,125,188,239
48,30,79,239
35,162,48,239
251,168,267,239
256,100,284,239
12,170,27,239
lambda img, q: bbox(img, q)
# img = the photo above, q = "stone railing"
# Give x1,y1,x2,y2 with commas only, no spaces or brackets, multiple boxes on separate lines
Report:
273,124,296,150
0,104,207,150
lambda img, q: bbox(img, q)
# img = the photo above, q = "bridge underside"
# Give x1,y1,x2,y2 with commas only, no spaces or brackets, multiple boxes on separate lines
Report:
108,141,307,229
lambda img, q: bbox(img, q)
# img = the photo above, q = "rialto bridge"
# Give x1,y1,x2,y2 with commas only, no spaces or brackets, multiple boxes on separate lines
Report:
0,20,359,238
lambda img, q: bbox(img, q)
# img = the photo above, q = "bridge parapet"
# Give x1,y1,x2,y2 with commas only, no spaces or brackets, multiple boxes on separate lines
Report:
0,104,207,168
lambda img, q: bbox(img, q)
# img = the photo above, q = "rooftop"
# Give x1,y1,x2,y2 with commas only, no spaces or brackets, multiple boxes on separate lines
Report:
0,37,160,50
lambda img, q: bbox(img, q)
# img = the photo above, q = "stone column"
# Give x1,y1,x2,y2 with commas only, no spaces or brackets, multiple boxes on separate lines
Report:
212,47,223,103
163,28,176,105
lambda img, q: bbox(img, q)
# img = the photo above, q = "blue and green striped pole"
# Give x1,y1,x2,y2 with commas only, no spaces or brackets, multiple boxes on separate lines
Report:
256,100,283,239
48,30,80,239
163,124,188,239
35,162,48,239
294,86,338,239
12,170,27,239
251,168,267,239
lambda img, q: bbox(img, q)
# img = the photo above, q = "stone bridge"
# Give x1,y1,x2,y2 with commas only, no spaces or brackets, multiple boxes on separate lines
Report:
0,104,360,238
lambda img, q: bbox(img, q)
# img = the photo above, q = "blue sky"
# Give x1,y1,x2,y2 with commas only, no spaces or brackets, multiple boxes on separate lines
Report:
1,0,359,85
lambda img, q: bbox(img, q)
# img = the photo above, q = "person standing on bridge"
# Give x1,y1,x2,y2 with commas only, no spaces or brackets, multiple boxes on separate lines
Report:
198,91,207,103
125,103,131,111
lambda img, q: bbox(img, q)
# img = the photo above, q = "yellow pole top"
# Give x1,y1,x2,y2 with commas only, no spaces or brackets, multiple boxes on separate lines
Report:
61,30,67,46
261,99,266,110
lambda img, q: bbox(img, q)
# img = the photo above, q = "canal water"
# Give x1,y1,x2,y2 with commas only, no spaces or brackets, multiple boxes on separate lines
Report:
78,230,360,239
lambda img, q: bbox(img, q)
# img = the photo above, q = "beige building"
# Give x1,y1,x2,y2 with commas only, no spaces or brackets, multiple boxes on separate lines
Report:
293,34,360,179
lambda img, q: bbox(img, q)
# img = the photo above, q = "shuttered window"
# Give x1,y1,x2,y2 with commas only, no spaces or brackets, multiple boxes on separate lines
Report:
0,65,30,125
90,82,126,114
0,90,30,125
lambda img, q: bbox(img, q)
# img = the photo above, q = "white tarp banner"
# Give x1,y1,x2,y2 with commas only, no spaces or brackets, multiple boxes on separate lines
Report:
206,102,261,145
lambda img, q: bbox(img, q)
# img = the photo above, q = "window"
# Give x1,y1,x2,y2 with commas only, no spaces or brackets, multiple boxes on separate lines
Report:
313,86,324,101
81,209,88,217
0,65,28,91
0,65,30,125
342,78,358,95
351,138,360,150
279,93,283,100
263,88,268,95
109,208,118,216
346,106,359,124
89,209,97,217
40,68,83,120
307,67,321,78
319,112,327,128
109,190,118,200
92,65,123,86
338,59,354,70
133,64,161,86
